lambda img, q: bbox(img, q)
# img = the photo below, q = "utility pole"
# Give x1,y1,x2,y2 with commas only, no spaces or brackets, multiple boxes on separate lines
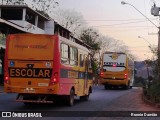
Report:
121,1,160,82
158,28,160,82
151,3,160,82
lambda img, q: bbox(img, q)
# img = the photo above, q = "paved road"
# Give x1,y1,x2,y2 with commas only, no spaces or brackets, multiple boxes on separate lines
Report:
0,85,159,120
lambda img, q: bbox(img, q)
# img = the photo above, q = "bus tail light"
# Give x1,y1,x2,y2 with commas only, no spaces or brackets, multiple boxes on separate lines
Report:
4,76,10,84
9,35,15,40
100,72,104,77
50,72,58,85
124,73,128,79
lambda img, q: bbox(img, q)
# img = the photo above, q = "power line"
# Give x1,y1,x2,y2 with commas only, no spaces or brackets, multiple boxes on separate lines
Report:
85,18,157,22
99,26,155,28
99,27,156,30
91,20,158,27
102,27,157,32
129,46,151,48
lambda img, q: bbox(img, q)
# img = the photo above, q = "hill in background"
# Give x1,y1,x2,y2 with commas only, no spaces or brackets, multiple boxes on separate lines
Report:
134,61,153,79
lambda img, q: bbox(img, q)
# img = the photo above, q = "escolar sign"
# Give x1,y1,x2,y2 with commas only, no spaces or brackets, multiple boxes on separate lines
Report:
9,68,52,78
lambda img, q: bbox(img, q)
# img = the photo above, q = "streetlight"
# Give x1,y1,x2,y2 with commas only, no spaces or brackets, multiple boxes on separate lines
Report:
121,1,160,81
121,1,158,28
138,36,151,47
121,1,159,50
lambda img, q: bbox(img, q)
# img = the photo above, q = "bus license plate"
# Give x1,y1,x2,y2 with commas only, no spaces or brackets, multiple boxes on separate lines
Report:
24,88,35,93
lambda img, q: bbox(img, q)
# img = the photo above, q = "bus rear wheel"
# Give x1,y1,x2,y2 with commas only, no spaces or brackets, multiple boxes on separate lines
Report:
66,89,74,106
104,85,110,90
124,81,130,90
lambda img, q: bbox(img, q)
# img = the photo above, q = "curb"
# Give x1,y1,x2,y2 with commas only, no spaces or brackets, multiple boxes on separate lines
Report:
142,94,160,108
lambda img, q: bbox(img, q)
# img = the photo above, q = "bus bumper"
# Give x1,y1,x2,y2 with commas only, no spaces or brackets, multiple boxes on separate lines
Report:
100,79,128,86
4,83,59,94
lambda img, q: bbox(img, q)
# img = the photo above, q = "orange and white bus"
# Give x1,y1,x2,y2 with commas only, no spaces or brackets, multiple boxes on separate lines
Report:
100,52,134,90
4,34,93,106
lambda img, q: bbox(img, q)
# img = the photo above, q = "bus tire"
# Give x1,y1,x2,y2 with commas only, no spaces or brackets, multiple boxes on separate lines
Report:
104,85,109,90
67,89,74,106
124,81,130,90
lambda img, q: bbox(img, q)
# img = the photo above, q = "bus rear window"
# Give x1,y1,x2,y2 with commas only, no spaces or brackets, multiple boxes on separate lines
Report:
103,53,126,72
8,35,55,60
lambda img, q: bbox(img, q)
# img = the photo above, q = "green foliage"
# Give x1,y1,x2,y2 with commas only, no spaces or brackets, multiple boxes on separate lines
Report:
91,58,99,74
143,46,160,103
149,83,160,96
134,76,146,87
80,28,101,51
80,28,101,72
144,83,160,103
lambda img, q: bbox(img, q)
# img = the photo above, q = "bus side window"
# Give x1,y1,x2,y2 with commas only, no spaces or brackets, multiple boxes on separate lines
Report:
70,46,78,66
61,43,69,64
80,54,84,67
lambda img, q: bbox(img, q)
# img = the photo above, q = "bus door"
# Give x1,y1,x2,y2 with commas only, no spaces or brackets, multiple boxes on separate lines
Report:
84,54,92,94
84,55,88,94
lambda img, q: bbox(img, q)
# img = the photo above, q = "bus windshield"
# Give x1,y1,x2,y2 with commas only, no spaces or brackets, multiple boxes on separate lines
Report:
8,34,55,60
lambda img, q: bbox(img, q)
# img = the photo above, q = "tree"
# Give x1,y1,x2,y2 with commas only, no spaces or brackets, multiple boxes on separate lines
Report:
0,0,25,5
52,8,86,36
79,28,102,73
80,28,101,57
97,35,135,61
0,0,59,18
31,0,58,18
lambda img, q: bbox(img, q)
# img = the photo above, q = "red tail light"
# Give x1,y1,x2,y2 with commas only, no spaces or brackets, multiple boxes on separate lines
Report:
100,72,104,77
124,73,128,79
9,35,15,40
4,76,10,84
50,72,58,85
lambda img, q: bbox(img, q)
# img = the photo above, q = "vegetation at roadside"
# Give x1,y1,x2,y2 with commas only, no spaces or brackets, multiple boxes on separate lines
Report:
143,46,160,103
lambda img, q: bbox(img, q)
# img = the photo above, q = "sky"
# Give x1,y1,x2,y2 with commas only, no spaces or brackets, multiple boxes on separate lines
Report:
56,0,160,61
